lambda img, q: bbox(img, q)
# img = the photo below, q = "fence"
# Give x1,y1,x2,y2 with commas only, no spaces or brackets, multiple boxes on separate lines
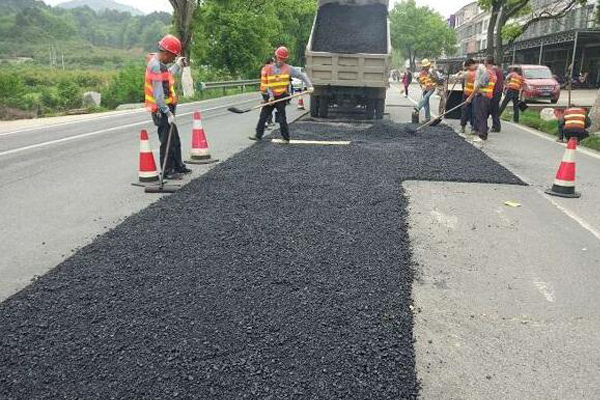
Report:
198,79,261,96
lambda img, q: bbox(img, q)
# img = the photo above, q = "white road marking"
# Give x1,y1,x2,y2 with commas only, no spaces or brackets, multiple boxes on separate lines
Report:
0,97,258,137
533,279,556,302
271,139,350,145
503,120,600,162
0,103,254,158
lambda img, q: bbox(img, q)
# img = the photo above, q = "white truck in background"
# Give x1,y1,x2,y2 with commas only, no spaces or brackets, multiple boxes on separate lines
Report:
305,0,391,119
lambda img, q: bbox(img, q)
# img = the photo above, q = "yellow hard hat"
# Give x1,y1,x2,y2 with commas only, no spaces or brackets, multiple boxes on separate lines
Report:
421,58,432,67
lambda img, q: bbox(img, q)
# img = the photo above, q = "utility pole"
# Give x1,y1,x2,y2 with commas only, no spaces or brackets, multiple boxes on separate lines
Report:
61,53,65,70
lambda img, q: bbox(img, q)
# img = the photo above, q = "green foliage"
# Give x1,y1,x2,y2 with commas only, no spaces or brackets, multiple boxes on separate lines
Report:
191,0,317,78
501,22,523,42
100,64,145,109
390,0,457,68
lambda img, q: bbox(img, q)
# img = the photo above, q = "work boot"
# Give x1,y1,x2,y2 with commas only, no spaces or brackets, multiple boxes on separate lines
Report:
249,135,262,141
479,133,488,141
164,170,183,180
176,166,192,174
281,137,290,144
491,128,501,133
460,126,466,134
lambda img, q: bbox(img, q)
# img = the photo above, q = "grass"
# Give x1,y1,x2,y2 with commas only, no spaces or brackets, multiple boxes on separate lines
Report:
502,109,600,152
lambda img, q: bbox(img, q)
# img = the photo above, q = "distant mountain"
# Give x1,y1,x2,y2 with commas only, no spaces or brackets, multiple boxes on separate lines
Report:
56,0,144,15
2,0,47,12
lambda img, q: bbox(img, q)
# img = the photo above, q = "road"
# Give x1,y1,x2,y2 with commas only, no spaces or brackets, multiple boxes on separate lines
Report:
2,85,600,398
0,93,307,301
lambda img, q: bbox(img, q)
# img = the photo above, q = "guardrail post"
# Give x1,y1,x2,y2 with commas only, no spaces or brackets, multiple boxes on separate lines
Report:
242,84,245,93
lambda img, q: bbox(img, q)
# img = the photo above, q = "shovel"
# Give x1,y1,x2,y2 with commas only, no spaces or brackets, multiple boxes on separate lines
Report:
228,91,308,114
411,101,467,133
145,122,182,194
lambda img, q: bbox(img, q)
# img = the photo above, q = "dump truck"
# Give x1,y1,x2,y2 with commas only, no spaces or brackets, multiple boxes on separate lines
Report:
305,0,391,119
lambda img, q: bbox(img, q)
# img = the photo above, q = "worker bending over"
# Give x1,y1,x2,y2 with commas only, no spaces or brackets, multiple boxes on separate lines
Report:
459,58,477,134
558,107,590,143
499,67,524,123
251,46,313,143
466,56,497,141
145,34,190,179
414,59,438,122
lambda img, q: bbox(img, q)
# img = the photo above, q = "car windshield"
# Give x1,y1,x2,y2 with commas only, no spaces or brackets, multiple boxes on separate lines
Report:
523,68,552,79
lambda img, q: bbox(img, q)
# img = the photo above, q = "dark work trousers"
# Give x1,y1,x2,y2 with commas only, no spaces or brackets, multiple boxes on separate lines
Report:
155,106,184,173
460,95,474,128
490,92,502,131
474,94,491,136
499,89,520,122
404,84,410,97
261,93,273,124
256,99,289,140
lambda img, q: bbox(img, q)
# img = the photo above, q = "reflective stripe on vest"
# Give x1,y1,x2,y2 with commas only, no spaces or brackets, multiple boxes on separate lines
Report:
418,71,435,90
260,66,269,93
464,70,476,96
564,108,586,132
265,64,291,96
508,74,524,90
480,69,497,98
145,63,177,113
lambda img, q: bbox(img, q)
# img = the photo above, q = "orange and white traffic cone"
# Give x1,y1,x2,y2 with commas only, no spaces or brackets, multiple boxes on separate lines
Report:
545,137,581,198
297,96,305,110
186,111,219,165
133,129,159,186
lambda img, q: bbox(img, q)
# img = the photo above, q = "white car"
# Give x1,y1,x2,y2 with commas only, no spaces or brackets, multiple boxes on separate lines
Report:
291,67,307,93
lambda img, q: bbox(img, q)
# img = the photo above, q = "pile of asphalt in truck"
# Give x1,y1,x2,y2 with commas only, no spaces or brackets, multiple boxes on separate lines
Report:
312,2,388,54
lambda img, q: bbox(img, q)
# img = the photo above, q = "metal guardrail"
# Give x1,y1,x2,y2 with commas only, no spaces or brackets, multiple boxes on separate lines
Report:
198,79,261,95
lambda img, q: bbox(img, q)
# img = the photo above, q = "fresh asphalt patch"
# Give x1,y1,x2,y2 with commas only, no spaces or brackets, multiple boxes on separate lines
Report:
311,3,388,55
0,121,523,399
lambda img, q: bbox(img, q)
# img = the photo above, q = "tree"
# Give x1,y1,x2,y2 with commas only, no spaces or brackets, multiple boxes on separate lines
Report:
169,0,199,59
389,0,456,71
479,0,587,65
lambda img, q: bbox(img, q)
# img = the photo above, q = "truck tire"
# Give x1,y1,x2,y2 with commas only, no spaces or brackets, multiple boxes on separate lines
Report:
375,99,385,120
365,100,375,120
319,97,329,118
310,95,319,117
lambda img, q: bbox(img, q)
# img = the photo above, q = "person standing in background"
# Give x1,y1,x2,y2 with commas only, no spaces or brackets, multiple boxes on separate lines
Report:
487,56,504,132
459,59,477,134
499,67,524,123
401,68,412,98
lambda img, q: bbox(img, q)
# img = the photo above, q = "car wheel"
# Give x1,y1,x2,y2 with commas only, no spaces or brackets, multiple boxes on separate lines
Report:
310,95,319,117
551,98,558,104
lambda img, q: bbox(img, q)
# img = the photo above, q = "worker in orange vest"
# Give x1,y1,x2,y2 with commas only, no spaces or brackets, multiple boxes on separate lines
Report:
145,34,190,179
557,107,590,143
459,58,477,134
414,59,438,122
260,57,274,127
250,46,313,143
466,56,497,141
499,67,525,123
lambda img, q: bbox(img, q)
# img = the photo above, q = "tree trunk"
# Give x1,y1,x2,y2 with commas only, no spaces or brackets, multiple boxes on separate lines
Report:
170,0,197,59
494,11,510,68
589,88,600,133
486,6,499,57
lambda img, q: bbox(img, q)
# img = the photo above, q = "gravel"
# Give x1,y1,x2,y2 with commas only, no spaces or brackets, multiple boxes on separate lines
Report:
0,121,523,400
311,3,388,54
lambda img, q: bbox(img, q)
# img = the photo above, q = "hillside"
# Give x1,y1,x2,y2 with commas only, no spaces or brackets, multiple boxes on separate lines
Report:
56,0,144,16
0,0,170,67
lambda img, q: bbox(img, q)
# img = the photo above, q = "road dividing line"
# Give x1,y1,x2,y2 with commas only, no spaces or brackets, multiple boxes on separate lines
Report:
533,279,556,302
271,139,351,145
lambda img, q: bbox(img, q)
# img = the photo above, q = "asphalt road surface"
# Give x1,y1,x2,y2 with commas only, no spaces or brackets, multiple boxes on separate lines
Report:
0,93,307,301
2,86,600,398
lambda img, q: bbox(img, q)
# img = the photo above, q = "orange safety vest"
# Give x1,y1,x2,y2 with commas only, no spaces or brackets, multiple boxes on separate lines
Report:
260,65,269,93
463,70,476,96
480,68,497,98
507,73,524,91
264,64,291,97
145,60,177,113
418,70,436,90
563,107,587,132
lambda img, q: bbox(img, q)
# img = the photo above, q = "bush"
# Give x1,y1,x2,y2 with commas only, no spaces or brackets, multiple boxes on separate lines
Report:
101,64,145,109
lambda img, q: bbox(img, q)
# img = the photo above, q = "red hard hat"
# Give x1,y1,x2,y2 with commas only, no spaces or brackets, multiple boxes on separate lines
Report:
275,46,289,60
158,35,182,56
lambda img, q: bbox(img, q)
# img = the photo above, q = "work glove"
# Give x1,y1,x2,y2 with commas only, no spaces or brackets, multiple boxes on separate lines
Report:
307,87,315,94
175,57,187,68
167,111,176,125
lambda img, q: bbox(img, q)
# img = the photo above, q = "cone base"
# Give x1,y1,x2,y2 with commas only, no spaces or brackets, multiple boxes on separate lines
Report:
138,175,160,183
185,158,219,165
545,188,581,198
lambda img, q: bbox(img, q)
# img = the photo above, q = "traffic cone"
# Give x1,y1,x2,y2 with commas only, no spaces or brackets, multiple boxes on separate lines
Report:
133,129,159,186
545,137,581,198
297,96,305,110
186,111,219,165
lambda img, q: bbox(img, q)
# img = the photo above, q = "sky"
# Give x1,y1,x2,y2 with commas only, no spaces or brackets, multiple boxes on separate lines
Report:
44,0,475,17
